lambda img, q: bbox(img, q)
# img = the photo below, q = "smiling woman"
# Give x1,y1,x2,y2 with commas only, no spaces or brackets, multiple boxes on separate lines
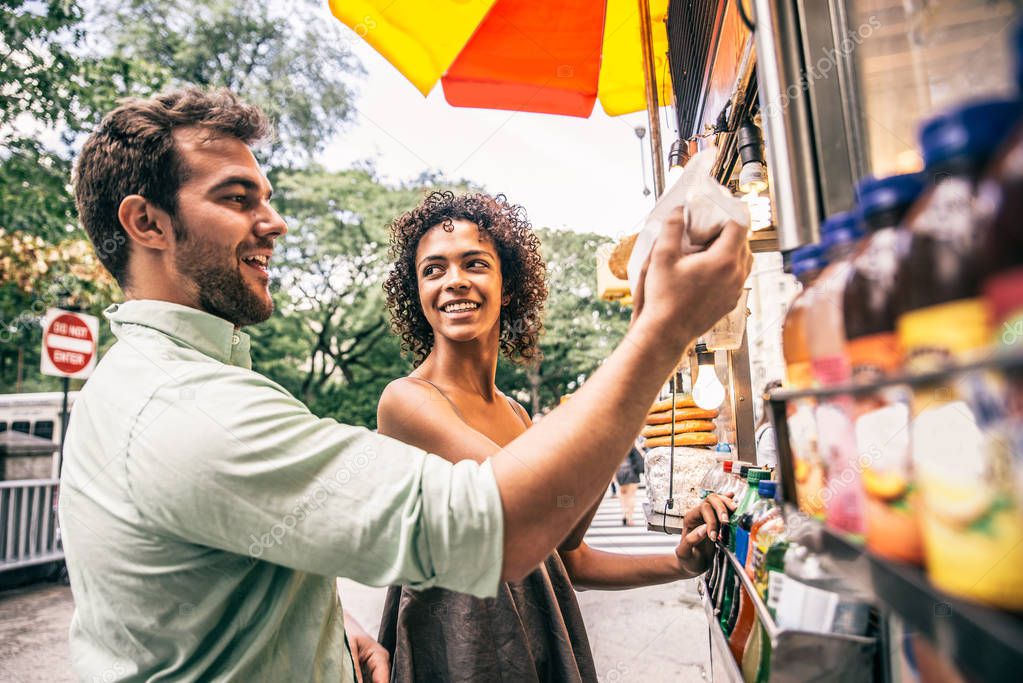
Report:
384,191,548,366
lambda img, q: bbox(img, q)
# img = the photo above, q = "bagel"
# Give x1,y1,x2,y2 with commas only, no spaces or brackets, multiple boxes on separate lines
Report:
646,407,719,425
649,395,696,413
641,420,716,438
644,433,718,448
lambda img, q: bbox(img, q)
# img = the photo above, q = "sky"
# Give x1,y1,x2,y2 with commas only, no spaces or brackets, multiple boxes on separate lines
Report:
318,18,678,239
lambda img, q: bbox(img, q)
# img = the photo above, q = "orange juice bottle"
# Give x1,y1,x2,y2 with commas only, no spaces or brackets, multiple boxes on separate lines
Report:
783,245,827,517
844,173,925,563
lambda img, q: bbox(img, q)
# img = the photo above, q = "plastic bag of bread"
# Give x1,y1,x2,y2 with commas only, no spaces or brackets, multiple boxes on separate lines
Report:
645,446,720,516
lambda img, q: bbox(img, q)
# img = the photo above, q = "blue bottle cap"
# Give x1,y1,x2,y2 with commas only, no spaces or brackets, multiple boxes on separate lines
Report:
758,481,777,498
855,173,926,220
820,211,863,253
789,244,827,277
919,98,1021,169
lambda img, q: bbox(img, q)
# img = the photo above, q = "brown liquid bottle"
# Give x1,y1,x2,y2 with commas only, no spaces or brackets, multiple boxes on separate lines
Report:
894,99,1020,370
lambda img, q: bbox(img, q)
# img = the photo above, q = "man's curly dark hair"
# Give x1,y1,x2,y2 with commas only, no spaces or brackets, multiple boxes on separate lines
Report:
384,191,548,367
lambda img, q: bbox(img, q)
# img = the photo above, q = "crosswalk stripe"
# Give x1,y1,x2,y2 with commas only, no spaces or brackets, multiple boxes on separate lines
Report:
582,492,678,555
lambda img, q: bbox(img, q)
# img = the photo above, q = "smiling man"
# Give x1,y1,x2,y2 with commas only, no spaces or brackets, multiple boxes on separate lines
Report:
59,87,750,682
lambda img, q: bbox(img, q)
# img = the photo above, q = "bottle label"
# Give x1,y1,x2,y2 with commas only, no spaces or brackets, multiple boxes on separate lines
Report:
811,354,852,388
897,298,990,373
847,333,902,383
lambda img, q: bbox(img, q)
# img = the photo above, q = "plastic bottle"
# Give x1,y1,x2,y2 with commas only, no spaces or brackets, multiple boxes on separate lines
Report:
844,173,926,563
752,486,788,602
895,98,1023,609
806,213,868,537
728,582,756,663
743,481,780,573
782,246,828,518
699,456,732,499
730,469,769,559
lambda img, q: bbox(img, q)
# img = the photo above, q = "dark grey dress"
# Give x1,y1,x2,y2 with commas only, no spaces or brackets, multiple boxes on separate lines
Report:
378,381,598,682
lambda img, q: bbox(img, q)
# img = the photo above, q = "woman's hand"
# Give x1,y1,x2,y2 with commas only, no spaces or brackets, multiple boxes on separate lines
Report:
344,610,390,683
673,493,736,577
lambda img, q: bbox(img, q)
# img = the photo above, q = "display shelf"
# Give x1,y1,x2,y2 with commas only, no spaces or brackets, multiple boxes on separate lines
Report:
767,351,1023,403
812,525,1023,683
699,577,745,683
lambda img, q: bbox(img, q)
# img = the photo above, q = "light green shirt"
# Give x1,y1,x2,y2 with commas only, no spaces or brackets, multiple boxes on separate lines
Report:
59,300,504,682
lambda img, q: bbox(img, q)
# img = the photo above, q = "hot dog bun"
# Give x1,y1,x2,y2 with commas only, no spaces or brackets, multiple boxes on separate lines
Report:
641,420,716,438
649,395,696,413
646,407,719,425
644,433,718,448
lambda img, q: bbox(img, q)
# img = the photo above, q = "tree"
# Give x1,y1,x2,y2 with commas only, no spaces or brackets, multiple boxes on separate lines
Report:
497,229,631,415
95,0,360,163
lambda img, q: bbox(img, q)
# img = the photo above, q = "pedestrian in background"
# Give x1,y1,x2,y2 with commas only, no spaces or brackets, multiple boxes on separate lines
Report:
755,380,783,469
616,441,645,525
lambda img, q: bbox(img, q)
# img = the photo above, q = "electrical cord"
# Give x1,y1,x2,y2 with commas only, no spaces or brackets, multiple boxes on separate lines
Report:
738,0,755,33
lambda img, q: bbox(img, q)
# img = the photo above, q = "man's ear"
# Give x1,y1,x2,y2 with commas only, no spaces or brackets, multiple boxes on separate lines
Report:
117,195,175,251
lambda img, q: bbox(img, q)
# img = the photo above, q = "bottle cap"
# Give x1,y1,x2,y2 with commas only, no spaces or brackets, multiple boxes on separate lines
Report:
747,469,769,485
758,481,777,497
789,244,827,276
855,173,925,223
739,465,751,478
722,461,733,473
820,211,863,253
920,98,1021,169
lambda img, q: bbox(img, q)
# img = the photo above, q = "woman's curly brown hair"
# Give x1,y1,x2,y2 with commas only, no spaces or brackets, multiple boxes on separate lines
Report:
384,191,548,367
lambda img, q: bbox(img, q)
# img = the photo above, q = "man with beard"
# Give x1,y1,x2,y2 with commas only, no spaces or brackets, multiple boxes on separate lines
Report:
60,88,751,682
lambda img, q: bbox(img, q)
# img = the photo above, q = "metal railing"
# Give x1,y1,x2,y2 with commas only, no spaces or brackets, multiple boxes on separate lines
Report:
0,479,63,573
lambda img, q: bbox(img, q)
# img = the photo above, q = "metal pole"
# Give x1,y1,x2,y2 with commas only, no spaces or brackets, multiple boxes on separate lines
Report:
637,0,665,196
59,376,69,476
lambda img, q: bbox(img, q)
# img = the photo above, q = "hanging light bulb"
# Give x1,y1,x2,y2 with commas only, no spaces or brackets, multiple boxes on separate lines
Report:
692,343,726,410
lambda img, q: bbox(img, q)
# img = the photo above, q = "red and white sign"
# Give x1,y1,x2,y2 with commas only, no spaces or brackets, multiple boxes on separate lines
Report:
40,309,99,379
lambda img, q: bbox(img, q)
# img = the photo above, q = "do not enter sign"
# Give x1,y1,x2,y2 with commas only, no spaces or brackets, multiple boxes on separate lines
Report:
40,309,99,379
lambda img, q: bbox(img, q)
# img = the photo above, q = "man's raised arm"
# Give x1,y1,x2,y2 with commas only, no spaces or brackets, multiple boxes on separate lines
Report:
493,212,752,580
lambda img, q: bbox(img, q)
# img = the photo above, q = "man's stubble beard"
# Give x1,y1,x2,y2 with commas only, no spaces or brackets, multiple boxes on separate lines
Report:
172,217,274,328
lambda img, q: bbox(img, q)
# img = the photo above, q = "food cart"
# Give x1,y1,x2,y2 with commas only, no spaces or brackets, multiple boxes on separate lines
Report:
638,1,1023,681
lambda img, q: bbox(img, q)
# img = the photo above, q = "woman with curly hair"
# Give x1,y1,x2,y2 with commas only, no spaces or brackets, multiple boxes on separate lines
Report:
377,191,721,682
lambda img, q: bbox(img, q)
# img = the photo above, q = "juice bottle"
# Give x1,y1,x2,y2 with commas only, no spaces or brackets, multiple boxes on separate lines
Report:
728,582,756,663
895,98,1023,609
730,469,769,557
741,623,770,683
783,246,828,517
807,213,868,537
753,503,788,602
844,173,926,563
744,481,780,574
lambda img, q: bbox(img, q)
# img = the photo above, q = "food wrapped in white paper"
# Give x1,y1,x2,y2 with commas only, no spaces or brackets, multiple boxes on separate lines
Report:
626,146,751,296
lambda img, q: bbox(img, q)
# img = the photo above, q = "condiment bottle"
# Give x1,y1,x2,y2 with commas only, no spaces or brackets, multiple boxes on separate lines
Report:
807,213,868,537
845,173,926,563
782,246,828,517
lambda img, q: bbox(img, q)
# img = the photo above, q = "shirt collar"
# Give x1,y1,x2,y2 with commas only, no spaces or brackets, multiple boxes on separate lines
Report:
105,300,252,369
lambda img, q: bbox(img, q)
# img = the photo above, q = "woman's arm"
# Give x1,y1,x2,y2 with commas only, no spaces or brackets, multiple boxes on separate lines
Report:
560,542,693,590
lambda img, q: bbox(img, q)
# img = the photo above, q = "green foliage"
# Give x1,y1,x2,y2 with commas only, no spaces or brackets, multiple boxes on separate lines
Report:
0,1,630,432
97,0,360,162
497,229,631,414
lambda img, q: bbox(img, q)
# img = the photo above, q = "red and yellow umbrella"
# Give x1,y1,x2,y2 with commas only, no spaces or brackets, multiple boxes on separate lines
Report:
328,0,672,118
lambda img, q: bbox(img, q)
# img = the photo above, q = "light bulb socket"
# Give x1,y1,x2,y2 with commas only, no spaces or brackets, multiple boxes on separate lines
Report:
694,343,715,365
737,120,764,166
669,138,690,169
